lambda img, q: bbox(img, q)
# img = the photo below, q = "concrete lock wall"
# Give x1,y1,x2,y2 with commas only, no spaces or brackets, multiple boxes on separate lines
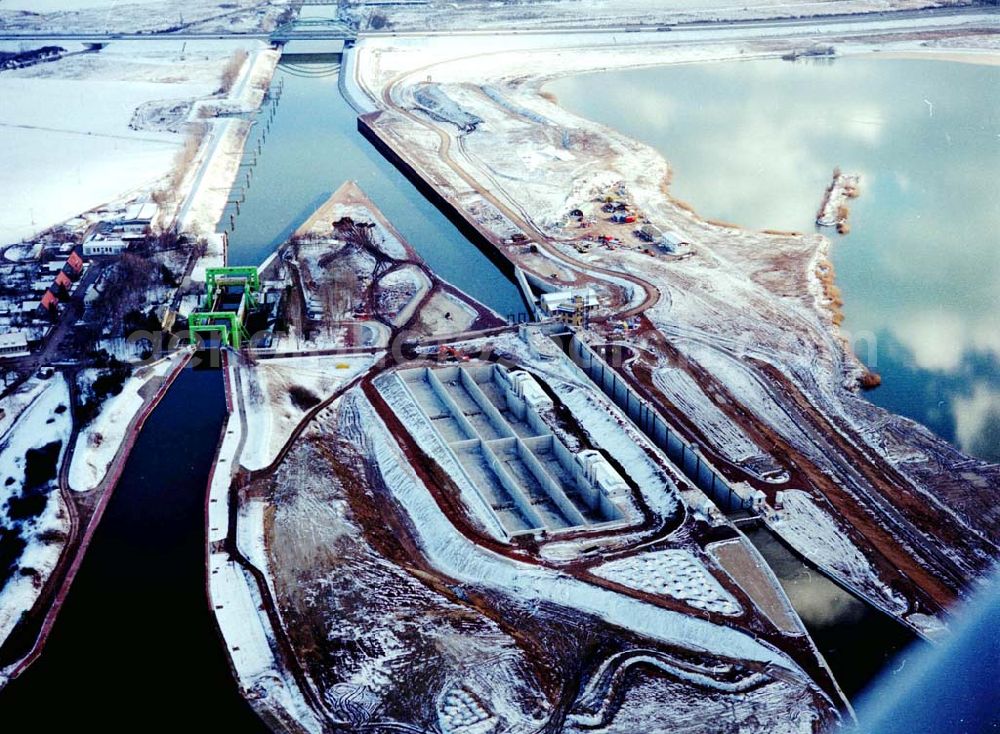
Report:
516,439,587,527
478,438,546,529
566,335,753,515
459,366,515,440
397,362,638,537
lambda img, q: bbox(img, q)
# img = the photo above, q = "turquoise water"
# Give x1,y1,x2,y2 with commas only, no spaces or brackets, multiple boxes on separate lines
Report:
222,56,525,318
549,57,1000,461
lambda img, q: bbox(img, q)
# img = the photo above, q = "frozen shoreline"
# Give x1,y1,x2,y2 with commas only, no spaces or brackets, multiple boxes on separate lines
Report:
352,21,1000,635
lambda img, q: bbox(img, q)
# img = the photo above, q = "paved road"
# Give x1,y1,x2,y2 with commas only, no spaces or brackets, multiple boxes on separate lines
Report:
0,6,992,41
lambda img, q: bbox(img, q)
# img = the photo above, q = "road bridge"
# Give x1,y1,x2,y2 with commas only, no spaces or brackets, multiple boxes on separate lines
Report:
0,7,991,43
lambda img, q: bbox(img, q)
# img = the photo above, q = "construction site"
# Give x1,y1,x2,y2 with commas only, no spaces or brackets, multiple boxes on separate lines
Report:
1,3,996,733
384,363,637,538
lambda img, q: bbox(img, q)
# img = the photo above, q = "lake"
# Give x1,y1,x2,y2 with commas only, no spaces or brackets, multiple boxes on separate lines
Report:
548,56,1000,461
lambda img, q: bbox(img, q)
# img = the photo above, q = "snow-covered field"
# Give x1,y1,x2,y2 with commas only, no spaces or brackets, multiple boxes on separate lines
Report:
591,549,742,615
0,40,270,245
341,0,968,32
0,376,71,652
350,389,795,671
0,0,288,34
238,353,378,471
653,364,779,474
67,356,176,492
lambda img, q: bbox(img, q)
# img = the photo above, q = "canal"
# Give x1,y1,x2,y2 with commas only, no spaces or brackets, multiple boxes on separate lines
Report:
745,526,922,703
0,368,267,730
223,53,525,318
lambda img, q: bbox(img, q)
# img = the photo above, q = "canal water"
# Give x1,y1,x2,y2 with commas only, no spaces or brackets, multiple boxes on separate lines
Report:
0,53,525,729
0,52,955,730
223,54,526,319
548,56,1000,462
744,527,922,703
0,368,267,730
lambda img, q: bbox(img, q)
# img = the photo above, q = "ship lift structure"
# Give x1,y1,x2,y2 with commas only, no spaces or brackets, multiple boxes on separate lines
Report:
188,266,261,349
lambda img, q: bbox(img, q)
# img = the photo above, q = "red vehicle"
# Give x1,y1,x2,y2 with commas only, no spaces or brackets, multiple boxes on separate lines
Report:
438,345,470,362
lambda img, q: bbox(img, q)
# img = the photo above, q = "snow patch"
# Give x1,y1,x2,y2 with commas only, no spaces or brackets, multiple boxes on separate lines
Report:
591,550,742,615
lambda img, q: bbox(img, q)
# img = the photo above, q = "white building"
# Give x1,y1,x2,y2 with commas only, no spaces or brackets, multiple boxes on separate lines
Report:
0,331,29,359
82,237,128,257
507,370,553,410
540,287,599,323
576,450,630,499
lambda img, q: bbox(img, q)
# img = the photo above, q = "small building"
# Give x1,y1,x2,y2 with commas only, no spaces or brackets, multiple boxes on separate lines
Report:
82,236,128,257
659,230,686,253
0,331,29,359
507,370,553,410
53,270,73,294
576,450,630,500
118,202,157,234
38,290,59,315
65,250,85,278
540,287,599,325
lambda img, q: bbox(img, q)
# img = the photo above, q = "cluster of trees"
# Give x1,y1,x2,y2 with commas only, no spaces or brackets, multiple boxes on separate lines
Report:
74,352,134,427
90,254,158,330
0,45,64,71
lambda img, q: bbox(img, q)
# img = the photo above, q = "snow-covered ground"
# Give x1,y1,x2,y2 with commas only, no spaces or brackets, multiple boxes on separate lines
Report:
237,353,379,471
352,23,1000,624
591,549,743,615
653,364,781,475
180,47,280,239
347,389,808,673
0,375,72,651
205,387,324,731
0,40,271,245
341,0,969,32
770,489,908,615
0,0,289,34
377,265,430,326
67,356,176,492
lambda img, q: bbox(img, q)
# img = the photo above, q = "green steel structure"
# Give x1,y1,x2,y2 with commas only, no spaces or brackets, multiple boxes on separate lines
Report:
188,312,249,349
189,266,261,349
203,266,260,310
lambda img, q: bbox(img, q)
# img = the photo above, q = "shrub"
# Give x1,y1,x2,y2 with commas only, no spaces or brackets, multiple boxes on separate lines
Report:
218,49,249,95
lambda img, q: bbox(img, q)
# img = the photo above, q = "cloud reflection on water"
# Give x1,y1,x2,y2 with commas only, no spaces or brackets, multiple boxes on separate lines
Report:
549,57,1000,460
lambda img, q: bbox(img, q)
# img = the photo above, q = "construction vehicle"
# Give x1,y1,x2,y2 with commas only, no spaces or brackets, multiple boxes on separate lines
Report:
438,345,470,362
